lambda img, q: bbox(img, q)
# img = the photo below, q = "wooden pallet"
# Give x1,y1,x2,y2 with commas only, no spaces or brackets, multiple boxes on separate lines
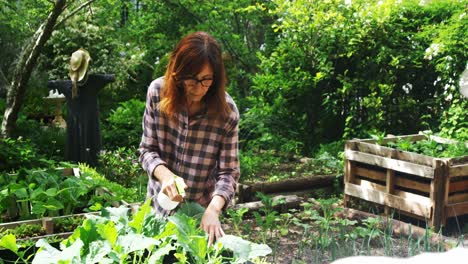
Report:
343,133,468,231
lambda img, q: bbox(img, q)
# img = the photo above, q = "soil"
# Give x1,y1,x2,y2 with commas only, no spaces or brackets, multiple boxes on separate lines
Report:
221,202,468,264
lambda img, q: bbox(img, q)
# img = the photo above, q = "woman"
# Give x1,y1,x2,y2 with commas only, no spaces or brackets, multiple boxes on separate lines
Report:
139,31,240,246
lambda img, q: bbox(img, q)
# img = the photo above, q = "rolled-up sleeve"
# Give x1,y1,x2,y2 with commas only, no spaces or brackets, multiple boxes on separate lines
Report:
139,81,166,178
212,111,240,209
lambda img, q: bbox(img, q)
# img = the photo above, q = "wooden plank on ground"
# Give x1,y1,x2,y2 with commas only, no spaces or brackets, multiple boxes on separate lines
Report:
345,150,435,178
344,182,431,218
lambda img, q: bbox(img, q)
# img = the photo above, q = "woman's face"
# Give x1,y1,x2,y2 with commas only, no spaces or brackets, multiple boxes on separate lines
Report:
183,64,214,103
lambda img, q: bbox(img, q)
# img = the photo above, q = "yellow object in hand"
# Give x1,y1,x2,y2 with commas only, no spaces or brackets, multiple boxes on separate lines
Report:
174,176,187,197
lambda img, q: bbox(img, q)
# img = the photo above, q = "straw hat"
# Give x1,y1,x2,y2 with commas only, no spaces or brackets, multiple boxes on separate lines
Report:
69,48,91,98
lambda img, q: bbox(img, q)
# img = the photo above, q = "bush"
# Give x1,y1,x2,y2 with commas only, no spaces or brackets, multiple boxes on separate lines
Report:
97,146,146,188
102,99,145,149
14,117,66,162
249,0,467,154
0,137,50,173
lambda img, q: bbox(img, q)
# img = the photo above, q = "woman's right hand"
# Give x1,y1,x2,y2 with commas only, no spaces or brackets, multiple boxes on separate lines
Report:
154,166,187,202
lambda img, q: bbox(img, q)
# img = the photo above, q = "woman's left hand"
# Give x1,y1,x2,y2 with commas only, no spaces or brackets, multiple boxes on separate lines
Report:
201,205,225,246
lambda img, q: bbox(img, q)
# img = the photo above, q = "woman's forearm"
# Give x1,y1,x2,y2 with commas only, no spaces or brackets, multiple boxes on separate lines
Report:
207,195,225,215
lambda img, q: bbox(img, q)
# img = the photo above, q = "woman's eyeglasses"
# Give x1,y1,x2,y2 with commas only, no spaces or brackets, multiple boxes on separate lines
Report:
182,77,213,88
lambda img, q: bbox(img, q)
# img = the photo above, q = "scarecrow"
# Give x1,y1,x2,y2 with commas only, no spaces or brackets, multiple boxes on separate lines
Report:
48,48,115,167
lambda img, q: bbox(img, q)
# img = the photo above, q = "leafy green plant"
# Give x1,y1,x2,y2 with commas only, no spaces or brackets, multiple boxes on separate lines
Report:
0,165,137,221
101,99,146,150
97,146,146,188
252,192,283,244
226,207,249,236
4,200,272,263
386,137,467,158
0,224,45,239
0,137,48,173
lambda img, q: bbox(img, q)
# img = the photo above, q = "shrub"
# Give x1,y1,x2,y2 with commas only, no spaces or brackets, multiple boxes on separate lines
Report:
102,99,145,149
0,137,49,173
97,146,146,188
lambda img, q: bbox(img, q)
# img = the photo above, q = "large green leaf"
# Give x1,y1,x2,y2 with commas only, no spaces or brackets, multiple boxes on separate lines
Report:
97,221,118,247
218,235,271,260
101,205,129,223
129,198,152,233
33,239,83,264
33,239,61,264
116,234,159,255
147,242,175,263
187,235,208,262
85,240,112,264
176,202,205,221
0,234,18,254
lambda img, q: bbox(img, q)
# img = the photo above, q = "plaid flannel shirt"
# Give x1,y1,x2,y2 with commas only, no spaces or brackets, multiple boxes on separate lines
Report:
139,77,240,216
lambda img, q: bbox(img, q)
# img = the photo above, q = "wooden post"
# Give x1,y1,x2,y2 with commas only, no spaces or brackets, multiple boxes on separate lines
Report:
344,141,357,208
385,149,396,215
430,159,448,231
42,217,54,235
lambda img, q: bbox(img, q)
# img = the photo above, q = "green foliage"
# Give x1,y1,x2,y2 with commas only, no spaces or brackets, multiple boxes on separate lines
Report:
248,0,467,154
439,99,468,141
0,224,45,239
97,146,146,188
4,201,271,263
0,137,49,173
0,165,137,221
102,99,145,149
387,137,468,158
14,117,66,162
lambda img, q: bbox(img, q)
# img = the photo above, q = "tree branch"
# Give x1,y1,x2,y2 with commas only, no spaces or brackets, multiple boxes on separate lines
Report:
54,0,96,28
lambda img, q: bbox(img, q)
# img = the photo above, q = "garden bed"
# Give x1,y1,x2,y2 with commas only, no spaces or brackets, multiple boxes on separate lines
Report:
343,133,468,230
0,167,131,241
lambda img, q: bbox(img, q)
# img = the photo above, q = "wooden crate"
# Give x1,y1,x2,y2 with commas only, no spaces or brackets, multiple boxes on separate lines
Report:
343,133,468,231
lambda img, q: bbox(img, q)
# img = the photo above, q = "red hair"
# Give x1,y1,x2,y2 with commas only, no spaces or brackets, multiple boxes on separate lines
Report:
160,31,230,120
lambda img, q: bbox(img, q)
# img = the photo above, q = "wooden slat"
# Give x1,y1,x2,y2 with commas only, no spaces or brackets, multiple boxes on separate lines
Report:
354,166,430,193
344,183,431,218
345,150,435,178
355,166,386,181
449,180,468,193
395,176,430,194
448,193,468,204
357,142,434,167
356,179,431,204
449,156,468,166
449,164,468,178
0,218,42,230
429,135,468,148
395,151,434,167
357,134,426,144
446,202,468,218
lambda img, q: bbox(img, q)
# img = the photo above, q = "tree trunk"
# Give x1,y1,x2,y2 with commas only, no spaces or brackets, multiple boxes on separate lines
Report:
0,0,66,137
